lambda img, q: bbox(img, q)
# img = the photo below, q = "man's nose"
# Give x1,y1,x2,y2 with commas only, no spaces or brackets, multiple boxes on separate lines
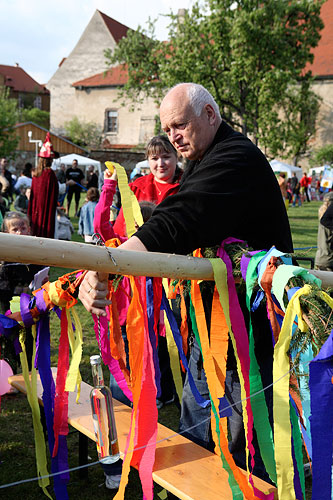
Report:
169,129,181,143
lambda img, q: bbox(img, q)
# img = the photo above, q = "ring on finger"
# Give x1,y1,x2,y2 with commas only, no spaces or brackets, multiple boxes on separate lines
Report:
87,286,93,294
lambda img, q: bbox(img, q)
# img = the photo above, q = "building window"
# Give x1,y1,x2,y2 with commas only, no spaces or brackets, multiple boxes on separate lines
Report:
105,109,118,133
18,95,24,108
34,95,42,109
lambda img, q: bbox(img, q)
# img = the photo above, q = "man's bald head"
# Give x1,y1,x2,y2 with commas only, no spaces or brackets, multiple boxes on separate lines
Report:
160,83,222,161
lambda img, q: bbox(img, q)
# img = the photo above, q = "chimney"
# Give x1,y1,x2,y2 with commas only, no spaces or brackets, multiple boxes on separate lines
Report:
177,8,187,25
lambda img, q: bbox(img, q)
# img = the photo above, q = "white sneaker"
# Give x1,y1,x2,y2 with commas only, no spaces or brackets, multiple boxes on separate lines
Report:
105,473,121,490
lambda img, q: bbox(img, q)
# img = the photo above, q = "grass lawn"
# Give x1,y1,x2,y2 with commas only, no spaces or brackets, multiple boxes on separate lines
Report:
0,197,321,499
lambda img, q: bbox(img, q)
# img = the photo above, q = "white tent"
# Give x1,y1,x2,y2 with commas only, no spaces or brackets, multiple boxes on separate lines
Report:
270,159,303,180
310,165,328,176
52,153,101,177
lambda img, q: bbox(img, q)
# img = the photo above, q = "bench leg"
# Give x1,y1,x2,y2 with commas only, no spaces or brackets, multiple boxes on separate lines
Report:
78,433,89,479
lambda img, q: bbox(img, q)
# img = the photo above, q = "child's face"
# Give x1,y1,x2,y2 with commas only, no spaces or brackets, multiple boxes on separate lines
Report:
6,219,30,235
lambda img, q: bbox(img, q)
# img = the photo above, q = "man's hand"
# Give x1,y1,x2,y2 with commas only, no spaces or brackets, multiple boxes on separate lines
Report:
79,271,111,316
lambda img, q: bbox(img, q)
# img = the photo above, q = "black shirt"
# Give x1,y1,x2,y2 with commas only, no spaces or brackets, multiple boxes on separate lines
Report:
66,167,84,189
136,121,293,254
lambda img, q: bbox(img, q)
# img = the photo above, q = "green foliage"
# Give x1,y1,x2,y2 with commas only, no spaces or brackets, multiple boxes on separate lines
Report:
0,87,19,158
64,116,102,149
20,107,50,129
309,144,333,167
106,0,324,159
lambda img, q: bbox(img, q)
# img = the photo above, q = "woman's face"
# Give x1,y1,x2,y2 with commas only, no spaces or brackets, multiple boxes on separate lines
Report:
148,150,177,184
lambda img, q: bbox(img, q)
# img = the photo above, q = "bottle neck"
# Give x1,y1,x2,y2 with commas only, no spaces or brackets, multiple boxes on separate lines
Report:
91,362,105,387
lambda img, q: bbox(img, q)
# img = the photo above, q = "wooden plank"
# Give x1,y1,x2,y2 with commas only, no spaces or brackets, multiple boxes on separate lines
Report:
8,370,276,500
0,232,331,288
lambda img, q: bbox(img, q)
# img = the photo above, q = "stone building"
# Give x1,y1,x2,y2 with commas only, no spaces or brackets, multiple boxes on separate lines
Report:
47,10,157,146
71,65,158,147
0,63,50,111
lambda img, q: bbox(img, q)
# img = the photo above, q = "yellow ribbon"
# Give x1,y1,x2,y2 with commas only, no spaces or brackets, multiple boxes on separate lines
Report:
105,161,143,236
19,326,52,499
64,308,82,402
273,284,311,500
9,296,25,326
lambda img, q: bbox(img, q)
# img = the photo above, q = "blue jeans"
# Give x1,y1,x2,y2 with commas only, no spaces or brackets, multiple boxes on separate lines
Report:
179,340,273,482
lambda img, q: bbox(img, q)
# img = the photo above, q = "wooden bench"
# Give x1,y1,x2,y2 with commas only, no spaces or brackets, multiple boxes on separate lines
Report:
8,369,277,500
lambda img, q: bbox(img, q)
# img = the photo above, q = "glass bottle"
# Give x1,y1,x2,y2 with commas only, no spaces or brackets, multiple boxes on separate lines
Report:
90,355,120,464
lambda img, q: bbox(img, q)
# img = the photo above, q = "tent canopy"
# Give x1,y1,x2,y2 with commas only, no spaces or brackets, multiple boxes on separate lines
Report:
270,160,303,180
310,165,328,176
52,153,101,176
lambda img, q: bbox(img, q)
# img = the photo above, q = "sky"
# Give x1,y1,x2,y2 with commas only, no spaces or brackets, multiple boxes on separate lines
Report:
0,0,194,85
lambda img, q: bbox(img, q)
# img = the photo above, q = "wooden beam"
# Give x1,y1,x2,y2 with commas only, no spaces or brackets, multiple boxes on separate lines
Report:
0,233,214,280
0,233,332,287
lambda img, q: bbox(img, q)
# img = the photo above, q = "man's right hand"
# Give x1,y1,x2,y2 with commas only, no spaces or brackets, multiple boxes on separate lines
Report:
79,271,111,316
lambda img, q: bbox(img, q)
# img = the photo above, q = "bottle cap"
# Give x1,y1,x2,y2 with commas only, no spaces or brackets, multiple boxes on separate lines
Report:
90,355,101,365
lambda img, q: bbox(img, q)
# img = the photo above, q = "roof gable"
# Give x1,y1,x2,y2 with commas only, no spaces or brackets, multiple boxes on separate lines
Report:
0,64,49,93
98,10,130,43
72,65,128,88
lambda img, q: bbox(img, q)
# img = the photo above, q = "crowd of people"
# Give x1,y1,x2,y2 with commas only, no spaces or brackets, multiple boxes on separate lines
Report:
2,82,333,493
278,170,323,209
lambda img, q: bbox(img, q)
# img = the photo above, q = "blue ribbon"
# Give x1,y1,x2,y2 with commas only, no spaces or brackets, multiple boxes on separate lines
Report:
161,289,210,408
74,181,88,192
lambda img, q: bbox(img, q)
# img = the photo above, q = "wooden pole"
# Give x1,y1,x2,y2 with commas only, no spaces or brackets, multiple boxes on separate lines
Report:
1,233,332,287
0,233,214,280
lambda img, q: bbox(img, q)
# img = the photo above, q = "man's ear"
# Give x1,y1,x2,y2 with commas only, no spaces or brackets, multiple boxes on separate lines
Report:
204,104,216,125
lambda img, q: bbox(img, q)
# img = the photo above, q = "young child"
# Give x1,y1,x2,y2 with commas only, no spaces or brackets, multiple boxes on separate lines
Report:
0,212,46,374
55,207,74,241
78,187,99,243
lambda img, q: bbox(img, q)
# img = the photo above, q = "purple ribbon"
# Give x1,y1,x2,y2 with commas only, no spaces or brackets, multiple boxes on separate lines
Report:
34,288,49,314
240,250,263,281
20,293,34,327
309,331,333,500
37,315,69,498
146,278,161,397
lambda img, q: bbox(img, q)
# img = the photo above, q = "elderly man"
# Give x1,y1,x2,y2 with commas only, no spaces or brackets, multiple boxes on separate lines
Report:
80,83,293,479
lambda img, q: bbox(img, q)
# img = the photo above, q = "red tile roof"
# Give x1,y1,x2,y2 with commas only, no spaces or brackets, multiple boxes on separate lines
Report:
72,65,128,88
98,10,130,43
307,0,333,77
0,64,49,93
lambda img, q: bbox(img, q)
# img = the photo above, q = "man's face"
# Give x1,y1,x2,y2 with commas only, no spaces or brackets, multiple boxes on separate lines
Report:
72,160,78,169
160,88,217,161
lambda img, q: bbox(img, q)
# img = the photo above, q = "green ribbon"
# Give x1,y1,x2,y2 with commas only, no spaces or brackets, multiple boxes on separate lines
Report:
246,252,277,484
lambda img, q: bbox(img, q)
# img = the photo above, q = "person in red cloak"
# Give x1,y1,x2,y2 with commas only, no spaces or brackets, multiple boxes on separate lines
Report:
27,132,59,238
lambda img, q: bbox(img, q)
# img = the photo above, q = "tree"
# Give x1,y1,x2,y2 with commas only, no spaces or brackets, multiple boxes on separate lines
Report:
64,116,102,149
0,87,19,158
310,144,333,167
20,108,50,129
105,0,324,160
